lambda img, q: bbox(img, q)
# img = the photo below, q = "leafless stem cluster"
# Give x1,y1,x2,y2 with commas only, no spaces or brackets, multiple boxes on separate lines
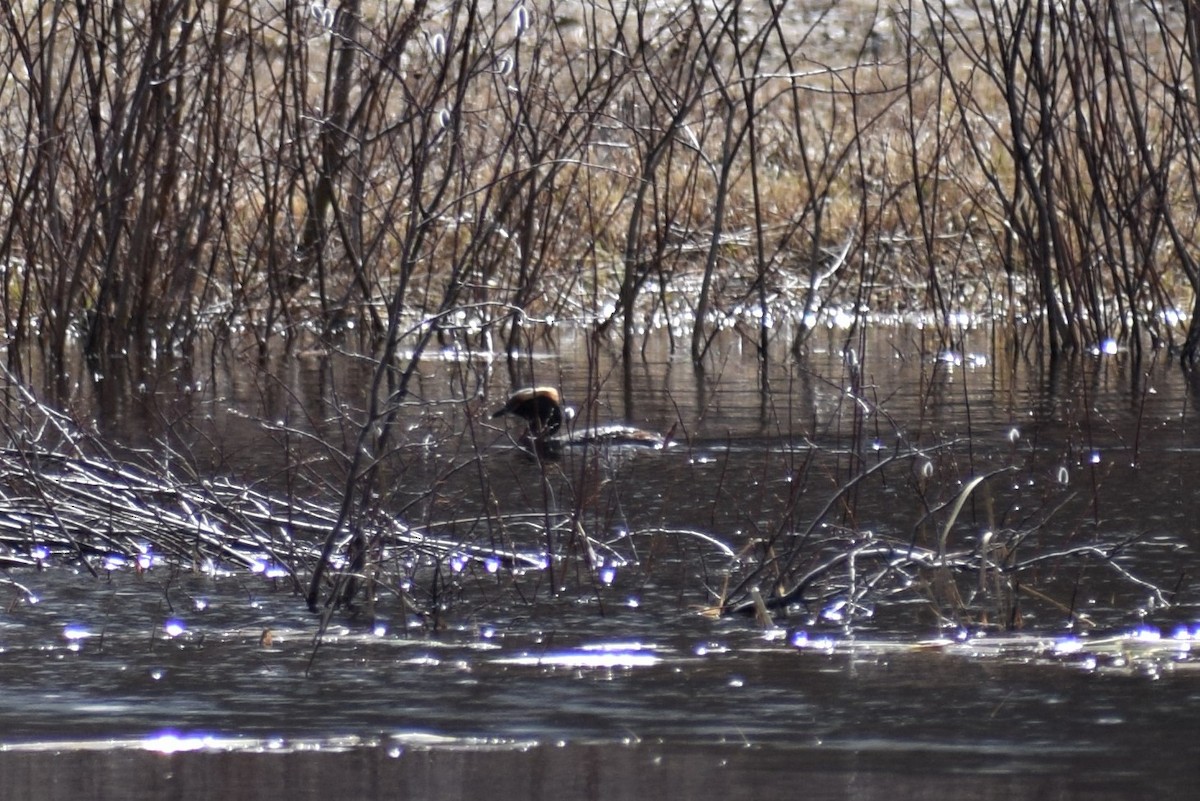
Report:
1,1,1195,628
4,0,1200,380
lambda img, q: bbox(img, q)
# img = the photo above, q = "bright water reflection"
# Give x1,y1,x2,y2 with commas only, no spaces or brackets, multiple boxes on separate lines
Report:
0,566,1198,798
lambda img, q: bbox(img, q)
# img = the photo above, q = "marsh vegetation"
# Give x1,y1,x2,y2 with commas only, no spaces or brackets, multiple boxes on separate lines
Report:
5,0,1200,364
0,0,1197,641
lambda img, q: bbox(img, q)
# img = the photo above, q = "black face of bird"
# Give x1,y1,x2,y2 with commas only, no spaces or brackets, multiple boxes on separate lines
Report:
492,387,565,438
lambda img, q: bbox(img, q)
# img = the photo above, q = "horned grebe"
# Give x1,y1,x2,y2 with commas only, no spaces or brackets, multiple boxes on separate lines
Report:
492,387,667,451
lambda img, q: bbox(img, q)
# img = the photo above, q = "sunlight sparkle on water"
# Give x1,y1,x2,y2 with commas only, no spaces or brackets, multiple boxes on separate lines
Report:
821,599,848,622
1053,638,1084,655
937,351,961,366
581,641,656,653
163,619,186,637
1128,626,1162,641
1171,625,1199,641
250,559,290,579
498,642,661,669
63,626,91,641
790,631,836,652
832,309,857,328
143,732,218,753
937,350,988,368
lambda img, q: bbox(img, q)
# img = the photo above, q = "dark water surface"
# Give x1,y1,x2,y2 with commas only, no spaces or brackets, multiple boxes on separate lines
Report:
2,327,1198,799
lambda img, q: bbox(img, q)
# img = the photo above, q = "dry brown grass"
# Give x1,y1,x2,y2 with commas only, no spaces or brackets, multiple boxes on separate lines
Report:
2,0,1199,369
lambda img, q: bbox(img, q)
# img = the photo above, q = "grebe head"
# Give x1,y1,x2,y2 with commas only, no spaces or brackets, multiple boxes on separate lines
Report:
491,386,572,439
